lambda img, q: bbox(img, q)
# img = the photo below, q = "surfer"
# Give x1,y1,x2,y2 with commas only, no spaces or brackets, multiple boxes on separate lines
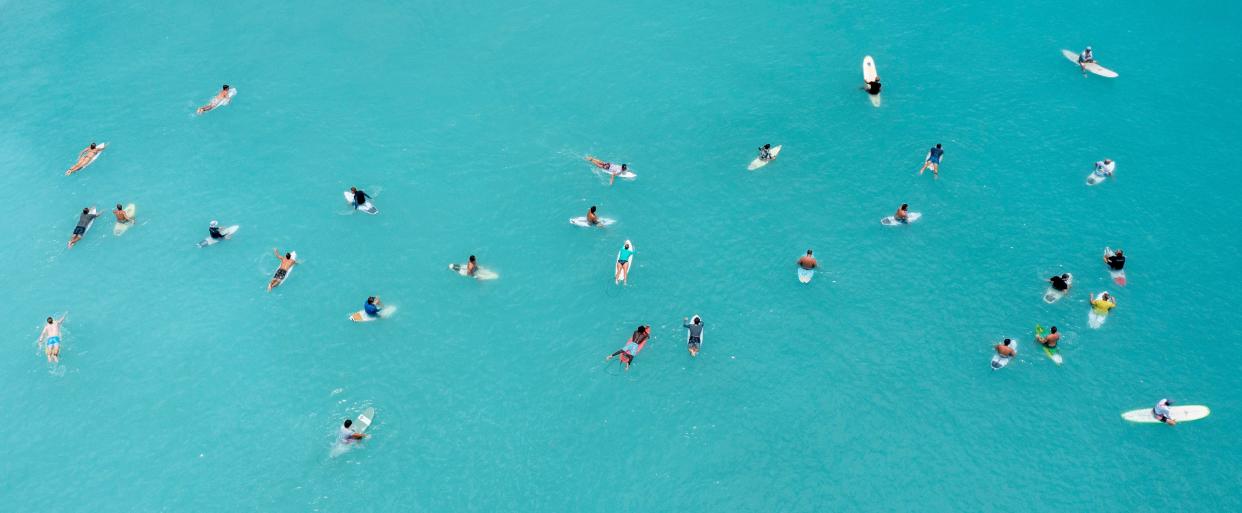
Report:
994,338,1016,358
1049,273,1072,294
1036,326,1060,348
464,255,477,276
68,207,99,248
1091,292,1116,314
894,203,910,224
585,157,628,185
348,187,371,209
112,203,133,224
196,84,232,114
606,325,651,370
65,143,104,175
758,144,775,161
798,249,817,270
918,144,944,178
683,316,704,357
208,221,228,240
267,249,298,291
1093,159,1115,180
363,296,384,319
586,206,601,226
615,241,634,285
37,315,66,363
1104,249,1125,271
864,76,881,95
1152,398,1177,426
1078,46,1095,68
339,418,367,444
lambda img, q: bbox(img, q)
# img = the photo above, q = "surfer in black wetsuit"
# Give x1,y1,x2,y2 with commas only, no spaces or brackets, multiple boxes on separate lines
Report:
349,187,370,209
865,76,881,95
758,144,774,161
1104,249,1125,271
209,220,226,240
1049,273,1071,292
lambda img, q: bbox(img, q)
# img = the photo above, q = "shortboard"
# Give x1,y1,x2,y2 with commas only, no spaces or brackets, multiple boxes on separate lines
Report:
1061,49,1118,78
1104,247,1126,286
198,225,239,247
881,212,921,226
990,338,1019,370
748,145,782,171
1121,405,1210,424
112,203,137,236
67,143,107,175
449,263,498,280
1087,161,1115,186
350,306,395,322
344,191,378,215
863,56,881,107
797,267,814,284
570,216,615,227
1035,324,1063,365
1043,273,1072,304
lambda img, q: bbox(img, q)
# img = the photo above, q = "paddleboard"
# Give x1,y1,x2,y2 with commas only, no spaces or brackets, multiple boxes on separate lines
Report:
880,212,921,225
570,216,615,227
1104,247,1126,286
343,191,378,215
349,306,395,322
748,145,782,171
198,225,239,247
1043,273,1072,304
863,56,881,107
1035,324,1063,365
1122,405,1210,424
1086,161,1115,186
797,267,814,284
449,263,498,280
112,203,137,236
990,338,1019,370
1061,49,1118,78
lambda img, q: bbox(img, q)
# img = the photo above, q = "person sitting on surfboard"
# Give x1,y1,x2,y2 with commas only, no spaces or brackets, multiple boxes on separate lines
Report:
208,221,227,240
348,187,371,209
683,316,704,357
758,144,775,161
464,255,478,277
798,250,817,271
196,84,232,114
1078,46,1095,66
267,249,298,291
585,157,628,185
1152,398,1176,426
1093,159,1115,179
994,339,1016,358
1104,250,1125,271
1049,274,1071,293
65,142,103,175
586,206,600,226
864,76,881,95
339,419,367,444
363,296,384,319
1036,326,1060,348
606,325,651,371
918,144,944,178
894,204,910,224
112,203,133,224
68,207,98,248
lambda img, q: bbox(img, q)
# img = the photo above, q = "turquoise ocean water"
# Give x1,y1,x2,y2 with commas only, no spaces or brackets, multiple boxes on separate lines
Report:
3,1,1241,511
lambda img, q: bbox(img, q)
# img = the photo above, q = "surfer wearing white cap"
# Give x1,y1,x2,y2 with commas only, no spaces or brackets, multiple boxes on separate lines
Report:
208,221,227,241
615,240,635,285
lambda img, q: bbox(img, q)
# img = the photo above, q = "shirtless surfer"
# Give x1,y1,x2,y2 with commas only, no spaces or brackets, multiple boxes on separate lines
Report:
586,206,601,226
37,314,67,363
798,249,817,271
196,85,233,114
585,156,628,186
65,143,104,175
615,241,634,285
267,249,298,291
918,144,944,178
1036,326,1060,348
113,203,133,224
994,338,1016,358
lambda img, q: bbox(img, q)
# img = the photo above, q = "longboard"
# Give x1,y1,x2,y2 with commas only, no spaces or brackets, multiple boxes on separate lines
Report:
748,145,782,171
1122,405,1209,424
863,56,880,107
1061,49,1118,78
198,225,239,247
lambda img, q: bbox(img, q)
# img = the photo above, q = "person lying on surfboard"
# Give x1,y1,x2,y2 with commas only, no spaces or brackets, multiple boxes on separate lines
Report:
68,207,98,248
758,144,775,161
864,76,881,95
1152,399,1177,426
196,84,232,114
606,325,651,371
919,144,944,178
267,249,298,291
615,241,634,285
585,156,628,185
1036,326,1060,348
1104,249,1125,272
894,204,910,224
38,314,67,363
684,316,704,357
339,419,367,444
798,250,817,271
994,339,1015,358
112,203,133,224
65,142,104,175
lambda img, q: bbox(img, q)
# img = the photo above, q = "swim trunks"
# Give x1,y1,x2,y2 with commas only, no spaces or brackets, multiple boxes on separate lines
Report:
73,226,86,235
274,268,288,279
47,336,60,347
687,336,701,349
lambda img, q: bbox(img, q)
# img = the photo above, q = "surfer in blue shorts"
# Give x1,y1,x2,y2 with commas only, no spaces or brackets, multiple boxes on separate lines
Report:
38,315,66,363
615,240,635,285
919,144,944,178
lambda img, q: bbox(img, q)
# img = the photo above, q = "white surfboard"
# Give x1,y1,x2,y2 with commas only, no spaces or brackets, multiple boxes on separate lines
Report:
112,204,137,236
748,145,782,170
1122,405,1209,424
354,407,375,433
343,191,378,215
570,216,615,227
881,212,921,225
797,267,814,283
863,56,881,107
349,305,395,322
990,338,1019,370
198,225,239,247
449,263,498,280
1086,161,1115,186
268,251,297,290
1104,247,1127,286
1061,49,1118,78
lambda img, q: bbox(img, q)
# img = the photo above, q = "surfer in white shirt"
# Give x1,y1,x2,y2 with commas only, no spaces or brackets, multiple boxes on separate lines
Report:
1152,399,1176,425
